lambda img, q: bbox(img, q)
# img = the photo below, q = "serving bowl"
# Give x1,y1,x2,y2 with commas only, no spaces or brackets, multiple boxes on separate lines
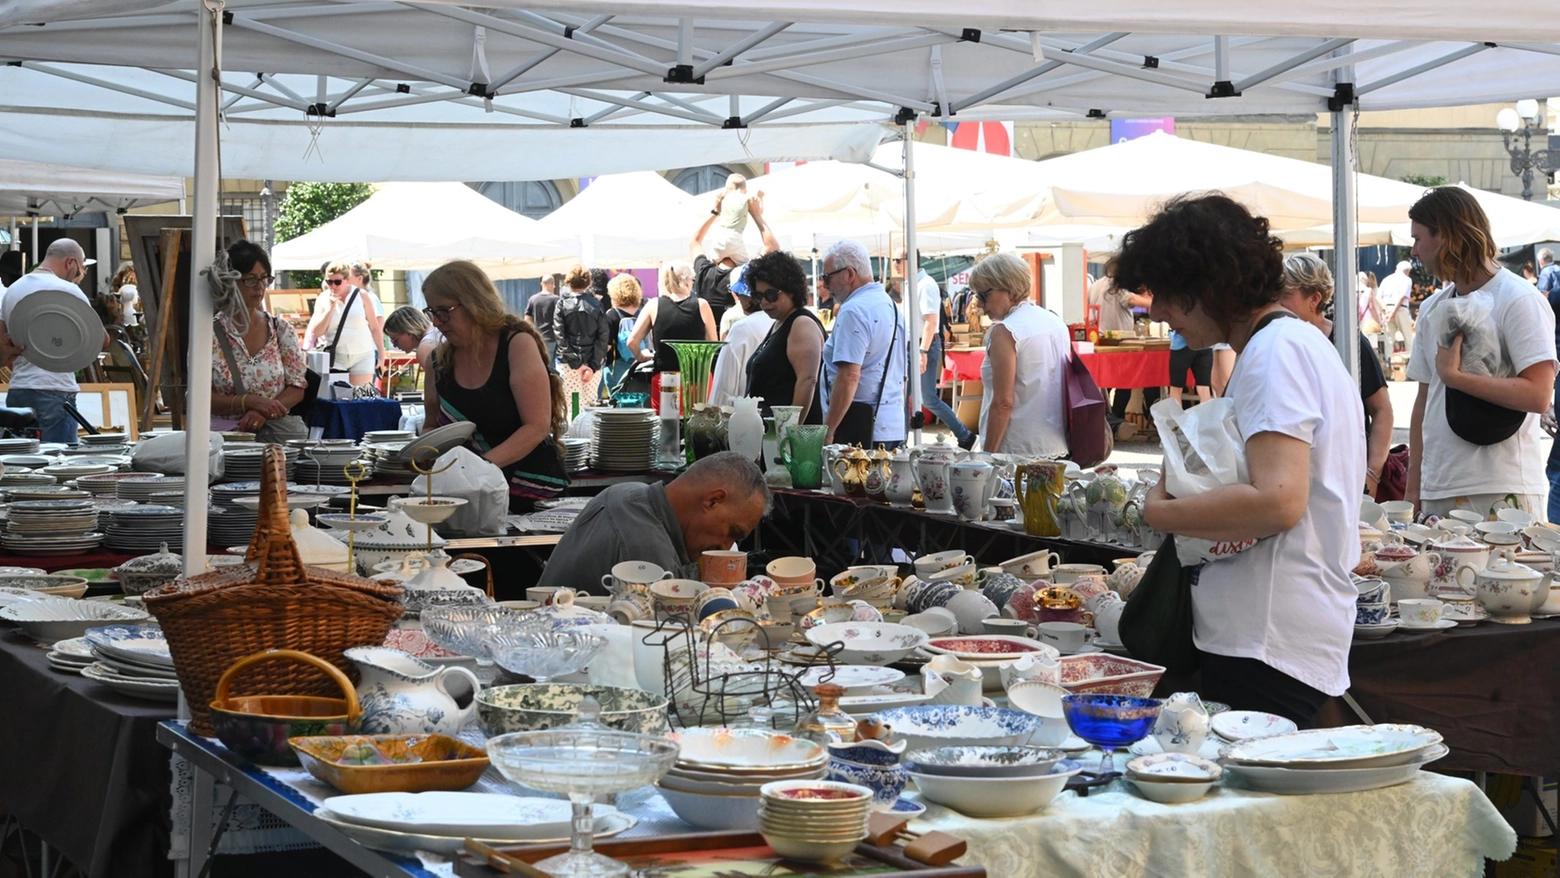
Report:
476,683,670,737
904,745,1064,778
1058,654,1166,697
0,574,89,600
1127,775,1217,805
209,651,361,766
908,759,1082,817
804,622,929,665
1125,752,1223,784
872,705,1041,752
0,597,149,644
289,734,489,794
658,785,761,831
923,635,1058,661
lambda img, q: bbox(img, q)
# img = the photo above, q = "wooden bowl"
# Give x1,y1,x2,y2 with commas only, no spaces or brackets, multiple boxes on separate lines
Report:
208,650,361,766
288,733,489,794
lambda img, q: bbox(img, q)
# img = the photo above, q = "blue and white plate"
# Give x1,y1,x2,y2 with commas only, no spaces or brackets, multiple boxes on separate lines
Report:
888,797,925,817
84,625,172,667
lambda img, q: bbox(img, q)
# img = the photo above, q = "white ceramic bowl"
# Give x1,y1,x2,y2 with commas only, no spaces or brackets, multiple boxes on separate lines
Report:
658,785,760,830
1125,752,1224,783
872,705,1042,752
0,597,150,644
908,759,1082,817
1127,775,1215,805
804,622,929,665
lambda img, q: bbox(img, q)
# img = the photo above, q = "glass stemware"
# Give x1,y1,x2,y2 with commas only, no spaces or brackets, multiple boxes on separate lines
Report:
487,701,680,878
494,630,605,684
1061,693,1162,779
420,605,548,684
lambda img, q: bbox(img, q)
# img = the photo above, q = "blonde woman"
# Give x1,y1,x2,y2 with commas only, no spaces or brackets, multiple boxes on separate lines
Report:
303,260,384,386
603,273,645,395
969,253,1070,457
422,260,569,510
628,261,717,413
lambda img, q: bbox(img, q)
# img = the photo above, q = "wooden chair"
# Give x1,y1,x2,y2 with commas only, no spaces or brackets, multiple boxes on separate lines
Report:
453,553,493,598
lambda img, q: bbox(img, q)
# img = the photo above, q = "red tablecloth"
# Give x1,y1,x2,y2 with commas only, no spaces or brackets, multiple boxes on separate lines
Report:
943,346,1170,389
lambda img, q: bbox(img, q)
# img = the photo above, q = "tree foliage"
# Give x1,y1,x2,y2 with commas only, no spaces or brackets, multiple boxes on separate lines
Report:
1399,173,1449,188
273,181,373,287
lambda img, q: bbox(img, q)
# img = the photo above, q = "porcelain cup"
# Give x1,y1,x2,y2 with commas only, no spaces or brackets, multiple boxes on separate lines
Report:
1092,598,1126,643
1051,563,1107,584
1497,508,1535,528
1036,620,1087,653
1000,550,1061,580
915,551,974,578
903,611,957,637
1398,598,1444,627
607,592,655,624
526,586,563,605
928,562,979,590
1354,578,1389,604
982,618,1036,638
650,579,709,621
1447,509,1485,526
1384,573,1434,603
946,590,1000,634
1380,500,1415,524
601,561,673,596
766,556,818,588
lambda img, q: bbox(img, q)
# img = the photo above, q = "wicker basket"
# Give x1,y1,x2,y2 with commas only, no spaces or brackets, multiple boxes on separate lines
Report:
144,445,403,736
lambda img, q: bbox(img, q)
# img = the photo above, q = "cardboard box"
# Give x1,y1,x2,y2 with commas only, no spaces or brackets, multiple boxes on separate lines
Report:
1495,837,1558,878
1490,774,1558,837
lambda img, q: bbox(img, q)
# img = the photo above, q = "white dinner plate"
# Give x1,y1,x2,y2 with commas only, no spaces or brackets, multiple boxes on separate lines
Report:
396,422,477,466
1397,619,1457,632
312,808,635,856
79,664,180,702
9,289,105,373
322,792,611,839
1219,723,1443,769
1224,744,1448,795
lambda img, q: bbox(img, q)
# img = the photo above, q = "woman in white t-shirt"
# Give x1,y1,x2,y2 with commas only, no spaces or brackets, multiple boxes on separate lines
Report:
1111,194,1365,727
969,253,1070,457
303,261,384,386
1403,187,1558,519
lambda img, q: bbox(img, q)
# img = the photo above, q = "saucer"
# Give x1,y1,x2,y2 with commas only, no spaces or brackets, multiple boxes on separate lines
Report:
1056,642,1101,656
1092,638,1130,655
1397,618,1458,631
1057,734,1091,754
1353,620,1400,639
888,797,926,817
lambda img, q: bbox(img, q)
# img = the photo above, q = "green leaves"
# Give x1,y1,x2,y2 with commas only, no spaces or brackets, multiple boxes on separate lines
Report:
274,181,373,288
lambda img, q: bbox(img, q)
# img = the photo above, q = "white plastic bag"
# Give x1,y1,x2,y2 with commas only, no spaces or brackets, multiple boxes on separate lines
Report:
409,446,507,536
133,431,224,481
1150,397,1258,566
1436,291,1504,378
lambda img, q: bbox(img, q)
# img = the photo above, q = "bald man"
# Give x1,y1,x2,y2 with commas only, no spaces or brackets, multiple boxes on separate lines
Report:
537,451,771,594
0,239,106,444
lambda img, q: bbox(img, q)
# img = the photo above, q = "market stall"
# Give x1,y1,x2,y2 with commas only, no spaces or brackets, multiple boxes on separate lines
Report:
945,346,1171,392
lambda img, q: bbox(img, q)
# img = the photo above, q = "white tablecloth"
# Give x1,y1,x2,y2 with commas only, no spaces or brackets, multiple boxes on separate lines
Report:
907,772,1514,878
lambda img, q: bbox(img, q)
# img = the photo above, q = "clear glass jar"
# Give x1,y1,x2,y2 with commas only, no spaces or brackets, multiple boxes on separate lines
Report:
792,682,855,744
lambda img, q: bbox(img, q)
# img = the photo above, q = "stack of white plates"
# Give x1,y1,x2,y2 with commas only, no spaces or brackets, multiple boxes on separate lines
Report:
47,636,95,674
590,409,658,472
0,472,56,489
0,454,51,469
561,438,590,473
6,498,98,535
3,486,89,502
41,463,116,481
209,481,265,544
62,445,129,457
293,456,374,485
363,430,415,444
221,445,299,482
79,433,128,448
0,437,41,454
104,505,185,552
117,476,186,502
1219,724,1448,794
93,497,139,512
80,625,180,702
0,514,103,555
363,443,412,477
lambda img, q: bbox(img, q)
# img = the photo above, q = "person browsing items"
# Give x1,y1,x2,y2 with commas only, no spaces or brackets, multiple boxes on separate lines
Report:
743,250,825,422
210,240,309,443
820,240,906,448
627,261,718,414
968,253,1070,457
303,261,384,387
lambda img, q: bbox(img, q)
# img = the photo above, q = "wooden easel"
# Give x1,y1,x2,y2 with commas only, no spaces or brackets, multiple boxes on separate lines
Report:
139,228,185,431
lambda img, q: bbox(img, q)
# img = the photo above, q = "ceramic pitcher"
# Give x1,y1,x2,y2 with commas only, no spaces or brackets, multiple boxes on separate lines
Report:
884,447,921,507
780,424,827,490
344,646,481,736
922,654,985,706
913,456,955,514
728,397,765,468
1151,692,1211,755
1015,461,1067,537
823,444,852,494
950,460,998,522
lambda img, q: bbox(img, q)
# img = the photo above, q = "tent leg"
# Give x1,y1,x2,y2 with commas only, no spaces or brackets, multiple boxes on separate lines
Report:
903,118,922,446
183,0,222,575
1330,55,1360,382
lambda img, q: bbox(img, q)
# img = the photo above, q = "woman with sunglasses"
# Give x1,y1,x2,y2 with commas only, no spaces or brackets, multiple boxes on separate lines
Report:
210,240,309,442
742,250,825,422
421,260,569,510
968,253,1070,457
303,260,384,387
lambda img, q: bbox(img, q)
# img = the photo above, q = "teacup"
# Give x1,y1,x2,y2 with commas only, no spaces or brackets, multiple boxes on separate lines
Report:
982,618,1036,638
1068,576,1112,607
1355,600,1389,626
650,579,709,621
830,565,899,594
1354,578,1388,604
799,600,855,631
1036,621,1088,653
928,563,979,590
607,592,655,624
1441,596,1481,623
699,550,749,585
914,551,974,578
526,586,563,605
946,590,1000,634
1092,598,1126,643
1000,550,1061,580
1051,563,1107,584
694,587,739,620
1398,598,1444,627
601,560,673,596
766,556,818,587
1380,500,1415,524
1384,573,1434,603
1446,509,1485,525
904,579,963,615
1497,508,1535,528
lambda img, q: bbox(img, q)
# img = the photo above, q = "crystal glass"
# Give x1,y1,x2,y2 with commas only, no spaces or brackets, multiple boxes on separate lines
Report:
420,605,548,684
487,721,680,878
662,341,726,417
1061,693,1162,778
494,630,605,684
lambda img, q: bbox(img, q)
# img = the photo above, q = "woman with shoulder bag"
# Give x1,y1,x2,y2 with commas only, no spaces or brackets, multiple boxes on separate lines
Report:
1112,195,1365,728
211,241,309,442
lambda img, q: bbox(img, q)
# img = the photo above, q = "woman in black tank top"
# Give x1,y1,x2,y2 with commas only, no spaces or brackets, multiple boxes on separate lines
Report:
742,251,825,423
625,263,717,412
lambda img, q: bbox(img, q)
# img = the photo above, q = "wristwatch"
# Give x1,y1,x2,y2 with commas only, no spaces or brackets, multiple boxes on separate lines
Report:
710,209,720,216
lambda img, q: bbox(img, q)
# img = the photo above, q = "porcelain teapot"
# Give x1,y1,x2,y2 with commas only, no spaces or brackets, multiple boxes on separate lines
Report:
884,447,921,508
916,435,966,465
1151,691,1211,755
949,460,999,522
922,654,985,706
1459,557,1550,623
832,448,877,499
344,645,481,736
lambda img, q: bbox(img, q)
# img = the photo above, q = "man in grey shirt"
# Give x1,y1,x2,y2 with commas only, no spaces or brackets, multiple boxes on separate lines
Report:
538,452,771,594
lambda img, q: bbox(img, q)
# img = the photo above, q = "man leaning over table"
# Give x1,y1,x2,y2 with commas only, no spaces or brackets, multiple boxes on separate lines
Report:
537,452,771,595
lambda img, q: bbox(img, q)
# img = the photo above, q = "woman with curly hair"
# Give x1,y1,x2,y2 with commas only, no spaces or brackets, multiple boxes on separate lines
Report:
1112,193,1363,727
422,260,569,510
743,250,824,422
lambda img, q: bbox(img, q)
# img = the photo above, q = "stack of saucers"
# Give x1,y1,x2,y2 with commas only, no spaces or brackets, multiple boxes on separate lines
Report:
3,485,90,503
756,780,874,863
0,437,41,454
79,432,129,448
362,429,414,444
1,499,103,555
104,505,185,552
209,481,264,543
221,444,298,482
80,625,180,702
75,472,159,498
657,728,827,831
561,438,590,473
0,471,57,490
363,443,412,477
46,636,95,674
117,476,186,503
590,409,658,472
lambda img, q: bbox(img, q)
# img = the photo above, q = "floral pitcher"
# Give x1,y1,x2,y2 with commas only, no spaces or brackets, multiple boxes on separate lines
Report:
344,646,481,736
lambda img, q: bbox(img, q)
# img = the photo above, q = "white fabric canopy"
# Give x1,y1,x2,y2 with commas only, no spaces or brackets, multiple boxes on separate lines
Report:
268,182,564,278
0,157,183,216
525,172,696,271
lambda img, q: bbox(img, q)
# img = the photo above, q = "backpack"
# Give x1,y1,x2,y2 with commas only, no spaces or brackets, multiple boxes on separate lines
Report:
614,310,637,365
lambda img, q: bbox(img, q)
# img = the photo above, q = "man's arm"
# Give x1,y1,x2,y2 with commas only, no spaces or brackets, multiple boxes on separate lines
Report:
690,192,724,259
0,320,25,369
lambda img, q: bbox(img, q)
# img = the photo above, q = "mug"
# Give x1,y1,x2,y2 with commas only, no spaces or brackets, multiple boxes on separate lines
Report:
781,424,828,490
982,618,1037,638
1001,550,1061,580
699,550,749,585
1398,598,1444,627
1036,621,1087,653
601,560,673,596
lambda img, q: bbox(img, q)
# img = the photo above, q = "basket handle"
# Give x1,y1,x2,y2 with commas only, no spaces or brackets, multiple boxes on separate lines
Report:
212,649,362,725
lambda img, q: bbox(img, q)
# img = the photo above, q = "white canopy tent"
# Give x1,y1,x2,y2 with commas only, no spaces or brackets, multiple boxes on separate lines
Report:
525,172,696,272
7,0,1560,565
0,158,184,216
268,181,563,278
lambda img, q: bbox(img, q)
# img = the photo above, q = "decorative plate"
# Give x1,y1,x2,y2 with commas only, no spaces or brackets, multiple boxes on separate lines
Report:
670,728,827,771
924,636,1056,658
1224,744,1449,795
312,808,635,856
8,289,104,373
797,665,905,694
322,792,609,838
1219,723,1444,769
1210,710,1299,743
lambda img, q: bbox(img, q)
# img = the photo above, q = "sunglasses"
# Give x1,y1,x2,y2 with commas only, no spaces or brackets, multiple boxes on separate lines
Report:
973,287,996,302
239,274,274,289
821,266,851,281
326,278,345,286
753,287,783,303
422,303,461,323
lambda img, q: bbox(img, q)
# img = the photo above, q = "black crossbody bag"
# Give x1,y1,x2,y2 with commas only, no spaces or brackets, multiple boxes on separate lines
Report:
832,302,900,447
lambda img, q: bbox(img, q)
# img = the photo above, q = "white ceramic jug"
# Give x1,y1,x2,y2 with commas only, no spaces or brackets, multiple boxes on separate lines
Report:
344,646,480,736
728,396,764,468
884,448,921,508
913,456,955,515
922,654,984,706
1151,691,1211,755
950,460,998,522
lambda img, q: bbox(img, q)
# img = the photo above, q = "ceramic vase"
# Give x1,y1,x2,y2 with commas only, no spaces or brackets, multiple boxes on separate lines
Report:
727,396,764,468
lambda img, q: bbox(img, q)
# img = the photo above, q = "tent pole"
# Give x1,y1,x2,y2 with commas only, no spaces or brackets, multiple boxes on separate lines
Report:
183,0,222,575
903,118,922,446
1330,53,1359,382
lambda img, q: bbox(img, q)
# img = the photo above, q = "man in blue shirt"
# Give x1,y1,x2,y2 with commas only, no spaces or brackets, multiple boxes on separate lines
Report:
820,240,907,448
1538,248,1560,522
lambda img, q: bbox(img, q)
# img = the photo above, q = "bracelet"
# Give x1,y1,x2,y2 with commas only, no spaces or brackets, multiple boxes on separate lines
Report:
1366,467,1380,481
239,394,248,415
710,209,720,216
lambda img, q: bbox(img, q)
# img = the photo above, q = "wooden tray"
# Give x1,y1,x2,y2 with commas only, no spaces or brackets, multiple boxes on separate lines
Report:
454,830,986,878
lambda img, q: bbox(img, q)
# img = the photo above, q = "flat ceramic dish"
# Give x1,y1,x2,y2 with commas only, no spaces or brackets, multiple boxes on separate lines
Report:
1224,744,1449,795
1210,711,1298,743
312,808,635,856
84,625,173,666
1127,736,1225,760
395,422,477,466
8,289,104,373
1353,620,1400,639
838,691,934,713
670,728,827,772
79,664,179,701
321,792,610,838
923,635,1060,660
1219,723,1444,769
796,665,905,695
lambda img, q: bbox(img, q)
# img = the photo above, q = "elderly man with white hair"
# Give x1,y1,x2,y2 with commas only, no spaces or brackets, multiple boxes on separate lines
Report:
1377,260,1416,357
0,238,107,444
820,240,907,448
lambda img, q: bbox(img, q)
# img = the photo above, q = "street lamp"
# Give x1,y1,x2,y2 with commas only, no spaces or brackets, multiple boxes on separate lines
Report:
1496,100,1557,202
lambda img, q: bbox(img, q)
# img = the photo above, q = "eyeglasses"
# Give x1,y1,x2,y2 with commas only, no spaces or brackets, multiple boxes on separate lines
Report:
422,303,461,323
821,266,851,281
973,287,996,302
239,274,274,289
754,287,783,303
325,278,344,286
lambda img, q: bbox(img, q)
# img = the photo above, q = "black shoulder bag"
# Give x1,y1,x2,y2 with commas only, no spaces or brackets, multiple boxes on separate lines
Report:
832,302,899,447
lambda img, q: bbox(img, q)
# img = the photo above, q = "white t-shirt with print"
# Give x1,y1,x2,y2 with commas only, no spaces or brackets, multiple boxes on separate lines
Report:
1,271,90,392
1193,315,1365,697
1405,268,1556,500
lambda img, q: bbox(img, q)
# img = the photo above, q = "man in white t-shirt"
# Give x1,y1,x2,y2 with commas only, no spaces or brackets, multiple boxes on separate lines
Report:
1405,189,1557,518
1377,261,1415,356
0,239,106,444
821,240,906,447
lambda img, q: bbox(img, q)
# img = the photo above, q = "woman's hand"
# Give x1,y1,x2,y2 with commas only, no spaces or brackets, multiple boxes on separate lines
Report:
236,409,267,432
1141,478,1174,531
252,396,289,419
